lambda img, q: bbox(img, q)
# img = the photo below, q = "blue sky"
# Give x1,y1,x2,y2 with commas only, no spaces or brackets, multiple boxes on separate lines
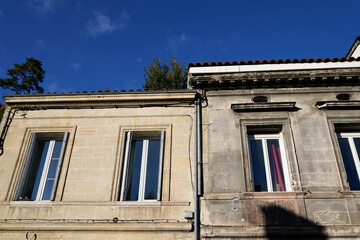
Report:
0,0,359,98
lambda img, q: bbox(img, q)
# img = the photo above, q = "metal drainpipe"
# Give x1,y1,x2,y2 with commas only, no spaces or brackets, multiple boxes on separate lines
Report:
194,97,200,240
198,96,203,196
0,107,18,156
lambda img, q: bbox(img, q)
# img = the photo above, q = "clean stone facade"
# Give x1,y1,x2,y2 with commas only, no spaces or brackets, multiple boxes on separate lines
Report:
188,37,360,239
0,91,197,239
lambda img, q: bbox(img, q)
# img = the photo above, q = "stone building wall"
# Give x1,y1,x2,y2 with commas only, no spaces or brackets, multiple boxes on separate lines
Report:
189,61,360,238
0,91,196,240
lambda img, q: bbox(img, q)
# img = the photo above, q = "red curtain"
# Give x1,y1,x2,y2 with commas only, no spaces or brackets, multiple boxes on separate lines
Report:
269,143,285,191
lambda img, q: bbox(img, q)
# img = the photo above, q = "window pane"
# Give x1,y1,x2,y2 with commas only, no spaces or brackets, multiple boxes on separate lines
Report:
23,140,50,200
42,179,54,200
47,159,59,179
339,138,360,190
353,137,360,162
52,140,63,159
125,140,143,201
267,139,286,191
249,139,267,192
41,159,59,200
144,140,160,200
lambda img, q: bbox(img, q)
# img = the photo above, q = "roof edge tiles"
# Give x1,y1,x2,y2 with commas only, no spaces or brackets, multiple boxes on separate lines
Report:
188,59,360,75
188,57,360,68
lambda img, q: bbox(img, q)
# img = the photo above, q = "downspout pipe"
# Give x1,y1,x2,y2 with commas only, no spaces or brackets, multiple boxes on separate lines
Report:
198,95,203,196
198,90,207,198
194,96,200,240
0,107,18,156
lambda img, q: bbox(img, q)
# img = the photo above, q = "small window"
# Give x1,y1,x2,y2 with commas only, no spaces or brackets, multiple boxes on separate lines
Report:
248,133,291,192
15,132,69,201
336,93,350,101
337,132,360,190
253,95,269,103
120,131,165,201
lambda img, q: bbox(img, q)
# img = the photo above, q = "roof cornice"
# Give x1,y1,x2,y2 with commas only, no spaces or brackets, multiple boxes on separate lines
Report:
189,60,360,74
188,67,360,89
4,92,197,109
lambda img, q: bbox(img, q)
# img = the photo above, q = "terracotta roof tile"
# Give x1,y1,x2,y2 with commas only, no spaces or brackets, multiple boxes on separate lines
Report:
188,57,360,68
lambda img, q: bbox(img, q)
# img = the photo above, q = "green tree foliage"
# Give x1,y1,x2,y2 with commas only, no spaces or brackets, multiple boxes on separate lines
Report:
0,57,45,94
143,57,187,90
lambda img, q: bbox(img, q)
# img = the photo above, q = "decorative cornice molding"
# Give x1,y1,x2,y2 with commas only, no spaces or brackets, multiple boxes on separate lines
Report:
189,68,360,89
315,101,360,110
231,102,297,112
5,92,197,109
7,100,194,109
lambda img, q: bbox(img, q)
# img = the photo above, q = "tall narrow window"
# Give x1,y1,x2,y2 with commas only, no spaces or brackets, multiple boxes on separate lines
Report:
120,131,165,202
248,133,291,192
16,132,69,201
337,132,360,190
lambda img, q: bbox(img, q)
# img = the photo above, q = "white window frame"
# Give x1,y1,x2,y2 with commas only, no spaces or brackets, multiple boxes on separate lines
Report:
248,133,291,192
15,132,69,201
337,132,360,186
120,130,165,202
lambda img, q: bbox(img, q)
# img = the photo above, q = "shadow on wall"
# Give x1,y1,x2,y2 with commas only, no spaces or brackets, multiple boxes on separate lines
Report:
262,205,327,240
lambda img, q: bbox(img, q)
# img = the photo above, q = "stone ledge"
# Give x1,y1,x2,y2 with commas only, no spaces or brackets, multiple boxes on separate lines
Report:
202,191,360,200
202,192,304,200
5,201,191,207
201,225,360,238
0,221,192,232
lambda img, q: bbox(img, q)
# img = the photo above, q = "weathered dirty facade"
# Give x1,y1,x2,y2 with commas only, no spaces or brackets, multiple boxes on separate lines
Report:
0,91,197,239
188,37,360,239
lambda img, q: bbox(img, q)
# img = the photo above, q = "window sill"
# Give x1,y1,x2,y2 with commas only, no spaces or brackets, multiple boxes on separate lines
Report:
115,201,191,207
9,201,53,207
203,191,360,200
203,192,304,200
242,191,301,199
116,201,161,207
341,190,360,197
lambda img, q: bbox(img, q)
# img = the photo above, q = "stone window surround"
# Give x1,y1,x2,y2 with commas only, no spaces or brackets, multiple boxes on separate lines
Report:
248,133,292,192
326,114,360,192
112,125,172,202
7,126,76,202
238,115,301,193
336,132,360,190
119,130,165,202
16,132,68,201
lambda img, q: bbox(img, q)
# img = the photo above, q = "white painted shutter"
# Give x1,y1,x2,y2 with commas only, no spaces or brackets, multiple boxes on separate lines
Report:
15,132,36,200
50,131,69,201
157,130,165,201
120,131,133,201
